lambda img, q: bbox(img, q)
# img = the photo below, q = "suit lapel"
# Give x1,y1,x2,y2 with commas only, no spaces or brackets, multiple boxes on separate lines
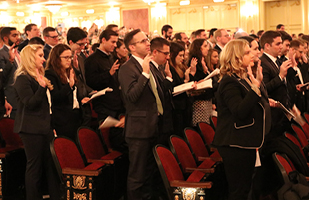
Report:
262,53,279,74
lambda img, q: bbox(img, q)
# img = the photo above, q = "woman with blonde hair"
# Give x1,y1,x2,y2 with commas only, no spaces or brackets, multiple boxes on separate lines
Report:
213,39,271,200
14,44,60,200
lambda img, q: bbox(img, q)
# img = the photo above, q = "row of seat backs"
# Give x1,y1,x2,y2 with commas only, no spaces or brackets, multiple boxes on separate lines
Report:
0,118,23,148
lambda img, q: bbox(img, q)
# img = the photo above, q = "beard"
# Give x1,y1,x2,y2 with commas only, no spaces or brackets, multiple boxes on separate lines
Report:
8,39,14,46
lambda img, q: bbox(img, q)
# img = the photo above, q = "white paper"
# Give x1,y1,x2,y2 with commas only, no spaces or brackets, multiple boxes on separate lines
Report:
212,110,217,117
172,81,195,96
196,79,213,90
204,68,220,80
98,116,120,129
84,87,113,103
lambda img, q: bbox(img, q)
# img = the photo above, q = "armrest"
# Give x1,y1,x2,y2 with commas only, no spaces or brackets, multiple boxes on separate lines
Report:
170,180,212,188
62,168,102,176
185,167,215,174
0,146,24,158
88,159,114,165
210,147,217,152
198,156,222,162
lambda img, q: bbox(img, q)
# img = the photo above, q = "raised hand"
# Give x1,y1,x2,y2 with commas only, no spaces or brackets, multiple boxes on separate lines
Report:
69,68,75,88
72,51,78,69
8,44,16,63
36,68,46,88
164,62,172,78
279,60,292,79
110,59,120,75
184,67,191,83
248,60,262,88
142,54,153,74
190,57,197,76
201,57,208,73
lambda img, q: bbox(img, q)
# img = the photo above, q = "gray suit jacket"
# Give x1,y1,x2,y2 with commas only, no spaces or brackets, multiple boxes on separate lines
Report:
0,45,19,117
118,56,159,139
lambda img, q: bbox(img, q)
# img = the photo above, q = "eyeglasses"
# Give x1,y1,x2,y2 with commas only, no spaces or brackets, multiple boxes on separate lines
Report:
76,42,88,47
157,49,170,56
132,38,150,45
47,35,59,39
60,56,73,60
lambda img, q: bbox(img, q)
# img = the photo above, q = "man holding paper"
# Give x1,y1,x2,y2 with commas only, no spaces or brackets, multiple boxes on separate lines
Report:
85,29,126,151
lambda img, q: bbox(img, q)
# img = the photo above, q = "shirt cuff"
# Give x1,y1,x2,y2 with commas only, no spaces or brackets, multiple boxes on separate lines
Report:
166,76,173,82
142,72,150,79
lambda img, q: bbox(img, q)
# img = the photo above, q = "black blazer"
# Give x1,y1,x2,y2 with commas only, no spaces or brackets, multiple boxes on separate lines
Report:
213,74,271,148
84,49,123,120
214,44,222,55
18,39,29,52
118,56,159,139
45,69,81,127
43,44,52,61
14,74,51,134
150,62,174,134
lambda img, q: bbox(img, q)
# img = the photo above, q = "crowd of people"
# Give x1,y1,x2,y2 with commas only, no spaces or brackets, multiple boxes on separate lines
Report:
0,21,309,200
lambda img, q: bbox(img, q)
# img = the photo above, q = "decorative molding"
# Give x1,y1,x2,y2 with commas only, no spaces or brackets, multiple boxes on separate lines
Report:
73,192,87,200
172,8,182,15
290,0,300,6
72,175,87,190
188,8,197,13
270,2,281,8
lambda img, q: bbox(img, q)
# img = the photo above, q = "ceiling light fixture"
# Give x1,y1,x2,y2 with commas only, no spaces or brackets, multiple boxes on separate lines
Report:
180,0,190,6
143,0,155,5
45,4,62,13
16,12,24,16
86,9,94,14
213,0,224,2
61,11,68,16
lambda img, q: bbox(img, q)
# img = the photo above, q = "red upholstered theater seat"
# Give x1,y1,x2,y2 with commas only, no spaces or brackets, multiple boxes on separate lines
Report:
210,116,217,130
0,118,23,147
153,145,212,200
77,127,127,200
184,128,221,162
50,136,112,200
284,132,307,161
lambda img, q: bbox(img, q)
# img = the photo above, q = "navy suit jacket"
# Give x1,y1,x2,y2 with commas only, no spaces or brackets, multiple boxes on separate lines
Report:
118,56,159,139
43,44,52,61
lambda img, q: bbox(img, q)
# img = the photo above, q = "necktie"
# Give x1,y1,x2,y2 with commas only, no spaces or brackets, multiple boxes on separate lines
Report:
275,57,282,68
149,70,163,115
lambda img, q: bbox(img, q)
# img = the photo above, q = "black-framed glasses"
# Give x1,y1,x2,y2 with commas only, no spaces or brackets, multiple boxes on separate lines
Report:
157,49,170,56
132,38,150,45
76,42,88,47
60,56,73,60
47,35,59,39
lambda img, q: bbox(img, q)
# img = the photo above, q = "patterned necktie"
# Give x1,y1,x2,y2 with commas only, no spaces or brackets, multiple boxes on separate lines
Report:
149,70,163,115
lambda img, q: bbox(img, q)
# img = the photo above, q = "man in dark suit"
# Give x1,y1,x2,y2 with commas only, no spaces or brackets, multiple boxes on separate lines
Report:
67,27,94,127
260,30,293,138
149,37,174,146
214,28,230,54
0,27,20,118
42,27,59,61
85,29,126,151
18,23,40,52
118,29,161,200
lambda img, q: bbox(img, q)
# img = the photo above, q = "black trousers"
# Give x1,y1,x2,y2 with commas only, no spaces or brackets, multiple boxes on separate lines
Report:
217,146,256,200
20,132,60,200
126,137,157,200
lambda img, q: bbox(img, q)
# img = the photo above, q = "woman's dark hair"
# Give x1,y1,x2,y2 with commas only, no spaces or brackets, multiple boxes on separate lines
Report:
205,48,219,72
169,42,187,78
46,44,74,84
187,38,206,64
170,42,185,67
111,38,127,66
239,36,255,47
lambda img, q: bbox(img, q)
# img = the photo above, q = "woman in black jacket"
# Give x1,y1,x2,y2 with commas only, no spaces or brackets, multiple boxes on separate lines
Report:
213,39,271,200
45,44,89,140
14,44,60,200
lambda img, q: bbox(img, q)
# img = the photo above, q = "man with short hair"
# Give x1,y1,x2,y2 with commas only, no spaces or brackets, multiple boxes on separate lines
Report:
18,23,40,51
257,30,264,39
173,32,189,45
67,27,93,126
84,29,126,151
161,24,173,41
277,31,292,64
195,29,207,39
214,29,230,54
106,24,119,33
118,29,162,200
207,28,217,48
260,30,293,138
42,27,59,60
276,24,285,31
0,27,20,118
